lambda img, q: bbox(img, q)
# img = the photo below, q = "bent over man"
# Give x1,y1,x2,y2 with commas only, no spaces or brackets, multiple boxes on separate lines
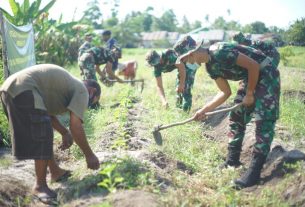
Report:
0,64,100,204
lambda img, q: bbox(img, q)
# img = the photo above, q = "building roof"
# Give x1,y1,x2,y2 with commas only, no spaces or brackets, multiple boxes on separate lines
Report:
141,31,167,41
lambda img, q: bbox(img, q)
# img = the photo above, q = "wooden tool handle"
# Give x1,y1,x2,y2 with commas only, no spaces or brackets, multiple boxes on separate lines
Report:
109,79,144,83
205,103,242,116
157,103,242,131
157,116,195,130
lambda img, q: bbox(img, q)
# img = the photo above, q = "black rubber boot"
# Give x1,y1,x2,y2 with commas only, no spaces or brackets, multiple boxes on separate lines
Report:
234,153,266,189
220,145,242,169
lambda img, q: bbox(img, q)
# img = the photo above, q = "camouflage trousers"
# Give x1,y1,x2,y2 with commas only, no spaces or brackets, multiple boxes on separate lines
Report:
228,63,280,156
176,64,198,112
228,106,276,156
78,53,97,81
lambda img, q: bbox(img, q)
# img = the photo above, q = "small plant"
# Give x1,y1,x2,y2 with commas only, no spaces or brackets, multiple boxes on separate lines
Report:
98,162,124,193
97,158,153,192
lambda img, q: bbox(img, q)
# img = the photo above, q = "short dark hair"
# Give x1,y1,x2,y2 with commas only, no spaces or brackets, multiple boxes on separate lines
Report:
102,30,111,36
83,79,101,97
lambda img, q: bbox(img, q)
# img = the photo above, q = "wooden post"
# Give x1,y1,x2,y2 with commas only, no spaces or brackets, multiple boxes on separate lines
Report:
0,10,9,79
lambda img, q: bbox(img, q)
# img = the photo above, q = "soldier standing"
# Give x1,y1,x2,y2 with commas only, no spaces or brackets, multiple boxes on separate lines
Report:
101,30,120,72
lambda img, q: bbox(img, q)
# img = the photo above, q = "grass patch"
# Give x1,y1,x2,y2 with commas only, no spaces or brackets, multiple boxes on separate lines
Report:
280,97,305,142
279,46,305,68
0,156,12,168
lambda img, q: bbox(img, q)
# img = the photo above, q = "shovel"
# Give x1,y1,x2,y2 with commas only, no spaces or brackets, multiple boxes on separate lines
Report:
109,79,145,93
152,103,242,145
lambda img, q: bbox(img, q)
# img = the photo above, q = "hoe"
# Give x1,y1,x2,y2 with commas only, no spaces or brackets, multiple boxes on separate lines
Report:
152,103,242,145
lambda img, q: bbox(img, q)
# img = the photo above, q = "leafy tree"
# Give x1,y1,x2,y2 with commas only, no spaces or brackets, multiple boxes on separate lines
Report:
152,9,178,32
226,20,241,31
286,18,305,45
142,7,154,31
211,16,227,30
0,0,56,26
243,21,269,34
178,16,191,33
191,20,202,30
81,0,102,29
205,14,209,24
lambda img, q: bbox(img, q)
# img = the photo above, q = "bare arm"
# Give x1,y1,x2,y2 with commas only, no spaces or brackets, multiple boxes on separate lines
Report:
236,53,260,106
69,112,99,169
51,115,73,150
155,76,168,107
69,112,94,157
175,63,186,93
51,116,68,135
95,64,104,78
105,61,123,82
194,78,231,120
236,53,260,95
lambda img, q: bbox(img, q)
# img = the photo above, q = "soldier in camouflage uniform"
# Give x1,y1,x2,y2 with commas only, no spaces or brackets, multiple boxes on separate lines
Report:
174,35,280,189
233,32,280,67
145,49,198,111
78,33,93,76
78,46,123,84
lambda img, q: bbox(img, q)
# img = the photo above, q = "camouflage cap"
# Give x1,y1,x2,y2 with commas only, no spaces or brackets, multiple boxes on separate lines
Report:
145,50,161,67
233,32,251,45
174,35,203,62
85,32,93,37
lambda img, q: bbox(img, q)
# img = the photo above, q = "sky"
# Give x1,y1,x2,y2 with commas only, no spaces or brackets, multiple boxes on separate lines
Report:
1,0,305,29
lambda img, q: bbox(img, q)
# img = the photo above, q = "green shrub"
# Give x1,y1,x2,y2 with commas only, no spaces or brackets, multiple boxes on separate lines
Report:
279,46,294,66
0,40,10,146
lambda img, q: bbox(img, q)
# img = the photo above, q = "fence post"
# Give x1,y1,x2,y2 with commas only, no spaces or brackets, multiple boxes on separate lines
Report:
0,10,9,79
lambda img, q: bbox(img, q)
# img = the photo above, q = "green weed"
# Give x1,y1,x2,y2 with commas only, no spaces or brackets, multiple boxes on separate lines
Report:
98,158,153,193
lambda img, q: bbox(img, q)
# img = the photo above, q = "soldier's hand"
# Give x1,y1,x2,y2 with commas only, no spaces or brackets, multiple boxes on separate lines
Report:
194,108,207,121
242,93,255,107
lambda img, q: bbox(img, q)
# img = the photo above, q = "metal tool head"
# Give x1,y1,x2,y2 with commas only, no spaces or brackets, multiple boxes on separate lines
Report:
152,125,163,146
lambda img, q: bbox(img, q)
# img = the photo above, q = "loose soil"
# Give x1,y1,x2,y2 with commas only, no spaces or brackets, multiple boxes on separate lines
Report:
1,101,304,206
202,106,305,205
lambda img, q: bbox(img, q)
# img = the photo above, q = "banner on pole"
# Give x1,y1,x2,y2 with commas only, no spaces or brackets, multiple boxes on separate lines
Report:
1,15,36,75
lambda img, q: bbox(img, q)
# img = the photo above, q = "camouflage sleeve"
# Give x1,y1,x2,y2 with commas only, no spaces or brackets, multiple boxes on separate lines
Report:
104,49,115,63
163,49,178,65
153,66,162,77
205,62,223,80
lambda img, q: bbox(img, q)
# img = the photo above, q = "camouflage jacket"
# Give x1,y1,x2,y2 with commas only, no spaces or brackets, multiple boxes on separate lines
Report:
78,41,92,57
86,47,115,65
251,40,280,67
154,49,178,77
206,42,268,80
